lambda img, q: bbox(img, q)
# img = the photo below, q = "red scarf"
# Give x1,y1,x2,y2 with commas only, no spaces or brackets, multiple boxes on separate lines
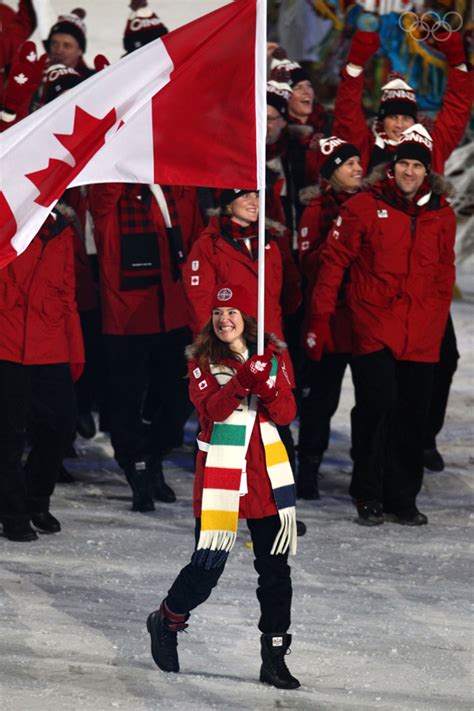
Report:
220,216,259,259
373,167,432,216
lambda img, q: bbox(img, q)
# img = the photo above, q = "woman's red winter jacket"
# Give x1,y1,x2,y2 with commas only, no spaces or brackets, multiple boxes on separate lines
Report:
188,350,296,519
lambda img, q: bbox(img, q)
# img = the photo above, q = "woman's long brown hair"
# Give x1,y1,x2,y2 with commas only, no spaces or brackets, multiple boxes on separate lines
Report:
191,314,265,372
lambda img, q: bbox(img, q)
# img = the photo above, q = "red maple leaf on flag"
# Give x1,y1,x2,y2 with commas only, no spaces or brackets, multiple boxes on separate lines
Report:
0,191,18,268
26,106,117,207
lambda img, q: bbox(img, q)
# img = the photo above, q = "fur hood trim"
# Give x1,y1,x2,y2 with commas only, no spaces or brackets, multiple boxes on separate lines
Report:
203,212,287,236
288,123,313,139
299,184,320,205
364,163,455,198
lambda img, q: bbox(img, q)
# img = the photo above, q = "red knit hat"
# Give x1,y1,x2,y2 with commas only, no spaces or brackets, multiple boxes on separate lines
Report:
123,7,168,53
46,8,87,54
212,284,257,319
379,73,417,120
393,124,433,170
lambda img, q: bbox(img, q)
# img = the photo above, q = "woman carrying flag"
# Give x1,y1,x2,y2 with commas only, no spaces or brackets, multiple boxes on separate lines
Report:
146,283,300,690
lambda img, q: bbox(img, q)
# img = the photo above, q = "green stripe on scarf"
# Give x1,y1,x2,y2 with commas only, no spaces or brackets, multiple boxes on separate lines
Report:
196,358,297,568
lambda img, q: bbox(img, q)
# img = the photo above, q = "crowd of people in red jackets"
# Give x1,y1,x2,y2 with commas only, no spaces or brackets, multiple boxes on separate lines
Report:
0,0,472,543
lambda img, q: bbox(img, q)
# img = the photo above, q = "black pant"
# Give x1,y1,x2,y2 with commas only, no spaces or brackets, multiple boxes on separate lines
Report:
0,361,76,516
350,349,434,512
424,314,459,449
75,308,107,416
298,352,352,458
166,515,292,634
104,328,192,468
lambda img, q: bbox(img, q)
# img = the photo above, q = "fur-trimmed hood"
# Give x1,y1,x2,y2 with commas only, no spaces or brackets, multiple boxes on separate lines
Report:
185,333,287,362
299,184,320,206
364,163,455,198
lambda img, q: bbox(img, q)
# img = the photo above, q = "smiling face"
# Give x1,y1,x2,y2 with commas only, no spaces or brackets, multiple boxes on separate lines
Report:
49,32,83,68
212,307,246,352
394,159,427,200
383,114,415,142
228,192,259,227
331,155,363,193
288,80,314,122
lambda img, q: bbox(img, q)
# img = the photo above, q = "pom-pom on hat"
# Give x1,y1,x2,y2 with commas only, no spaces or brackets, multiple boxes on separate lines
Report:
267,65,292,119
270,47,311,88
212,283,257,319
219,189,258,210
46,8,87,53
318,136,361,180
123,6,168,54
393,124,433,170
43,63,82,103
379,73,417,120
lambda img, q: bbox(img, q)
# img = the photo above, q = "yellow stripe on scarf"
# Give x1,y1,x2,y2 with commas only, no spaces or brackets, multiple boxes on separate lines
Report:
264,440,289,468
201,509,239,531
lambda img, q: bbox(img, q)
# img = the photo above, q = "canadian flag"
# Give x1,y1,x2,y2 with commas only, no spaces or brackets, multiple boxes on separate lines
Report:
0,0,266,267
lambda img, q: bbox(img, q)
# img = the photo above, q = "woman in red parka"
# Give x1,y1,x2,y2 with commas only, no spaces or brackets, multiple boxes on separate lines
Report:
146,283,300,689
0,203,84,541
297,137,363,500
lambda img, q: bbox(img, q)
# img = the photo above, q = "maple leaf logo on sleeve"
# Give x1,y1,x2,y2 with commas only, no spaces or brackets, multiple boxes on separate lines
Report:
26,106,117,207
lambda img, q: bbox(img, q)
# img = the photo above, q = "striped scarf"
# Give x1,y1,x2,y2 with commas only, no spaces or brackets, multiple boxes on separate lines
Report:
192,358,297,569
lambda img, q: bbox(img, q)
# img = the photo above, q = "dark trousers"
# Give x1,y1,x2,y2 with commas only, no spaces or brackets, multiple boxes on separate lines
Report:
104,328,192,468
75,308,107,416
424,314,459,449
298,352,352,458
350,349,434,512
0,361,76,516
166,515,292,634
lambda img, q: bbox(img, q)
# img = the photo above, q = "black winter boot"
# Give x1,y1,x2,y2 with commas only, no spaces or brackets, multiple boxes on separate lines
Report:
260,633,300,689
147,600,189,672
152,459,176,503
297,454,321,500
355,500,384,526
31,512,61,533
1,516,38,542
124,460,155,512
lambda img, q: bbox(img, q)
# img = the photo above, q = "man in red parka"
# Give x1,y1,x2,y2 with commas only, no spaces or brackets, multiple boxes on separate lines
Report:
332,29,473,174
305,125,456,527
0,203,84,541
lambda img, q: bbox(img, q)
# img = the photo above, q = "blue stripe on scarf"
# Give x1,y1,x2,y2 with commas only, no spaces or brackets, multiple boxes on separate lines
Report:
272,483,296,510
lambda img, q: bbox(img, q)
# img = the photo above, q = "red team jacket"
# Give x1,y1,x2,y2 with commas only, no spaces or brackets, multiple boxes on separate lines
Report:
312,173,456,362
88,183,203,335
333,66,474,173
188,349,296,519
0,215,84,366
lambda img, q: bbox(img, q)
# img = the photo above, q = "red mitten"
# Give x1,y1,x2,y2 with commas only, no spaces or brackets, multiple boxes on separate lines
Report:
435,32,466,67
304,315,331,362
70,362,85,383
1,42,47,119
253,375,278,403
237,352,272,390
347,31,380,68
94,54,110,72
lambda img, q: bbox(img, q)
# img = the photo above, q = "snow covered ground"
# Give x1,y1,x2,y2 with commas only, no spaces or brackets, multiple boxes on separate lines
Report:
0,296,472,711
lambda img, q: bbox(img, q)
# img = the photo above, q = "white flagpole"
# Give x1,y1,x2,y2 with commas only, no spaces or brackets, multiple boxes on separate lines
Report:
255,0,267,355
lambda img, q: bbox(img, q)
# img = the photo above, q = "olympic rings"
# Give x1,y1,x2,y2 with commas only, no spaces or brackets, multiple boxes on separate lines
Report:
398,10,463,42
